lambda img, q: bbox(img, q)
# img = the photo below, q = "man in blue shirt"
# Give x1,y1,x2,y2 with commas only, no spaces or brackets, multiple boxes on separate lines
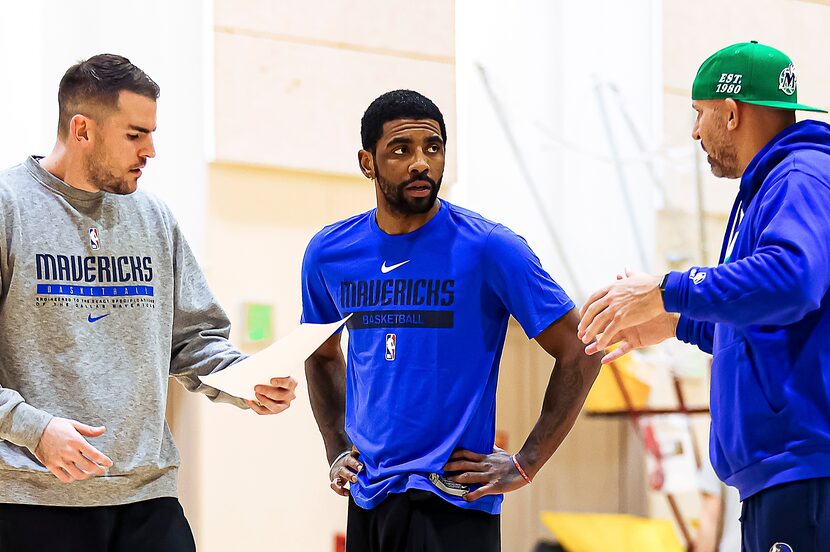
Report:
302,90,601,551
578,42,830,551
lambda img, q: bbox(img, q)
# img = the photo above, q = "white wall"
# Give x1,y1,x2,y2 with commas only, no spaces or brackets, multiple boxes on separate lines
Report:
455,0,662,301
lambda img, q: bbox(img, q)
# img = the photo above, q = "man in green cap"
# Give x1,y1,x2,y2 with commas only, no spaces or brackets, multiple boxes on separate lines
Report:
577,41,830,550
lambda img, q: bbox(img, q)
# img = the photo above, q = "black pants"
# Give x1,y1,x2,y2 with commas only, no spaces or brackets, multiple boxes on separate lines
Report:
347,490,500,552
741,477,830,552
0,497,196,552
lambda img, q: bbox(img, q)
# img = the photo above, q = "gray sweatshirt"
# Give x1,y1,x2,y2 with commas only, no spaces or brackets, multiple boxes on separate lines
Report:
0,156,247,506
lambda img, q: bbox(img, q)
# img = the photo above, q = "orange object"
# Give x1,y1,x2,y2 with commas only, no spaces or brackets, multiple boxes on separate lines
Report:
584,354,650,412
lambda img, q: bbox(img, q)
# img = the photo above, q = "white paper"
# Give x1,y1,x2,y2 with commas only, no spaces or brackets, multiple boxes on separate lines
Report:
201,315,351,400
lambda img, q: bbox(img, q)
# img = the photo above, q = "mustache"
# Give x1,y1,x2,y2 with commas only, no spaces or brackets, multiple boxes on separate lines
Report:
399,173,437,188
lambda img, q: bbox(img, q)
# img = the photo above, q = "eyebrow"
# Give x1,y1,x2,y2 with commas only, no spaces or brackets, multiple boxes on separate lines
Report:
128,124,155,133
387,136,412,147
387,134,443,147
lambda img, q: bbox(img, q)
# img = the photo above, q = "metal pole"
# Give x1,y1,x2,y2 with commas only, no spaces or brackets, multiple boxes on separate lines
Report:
606,83,667,206
476,63,585,300
594,80,651,270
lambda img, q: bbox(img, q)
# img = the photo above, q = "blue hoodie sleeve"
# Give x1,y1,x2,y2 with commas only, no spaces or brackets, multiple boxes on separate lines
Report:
663,170,830,327
675,316,714,354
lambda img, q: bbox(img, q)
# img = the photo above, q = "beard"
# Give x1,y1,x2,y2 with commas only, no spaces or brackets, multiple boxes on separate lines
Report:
375,162,442,216
85,144,135,195
703,120,740,179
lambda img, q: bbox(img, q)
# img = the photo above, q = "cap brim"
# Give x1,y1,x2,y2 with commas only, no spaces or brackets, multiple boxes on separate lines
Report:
740,99,828,113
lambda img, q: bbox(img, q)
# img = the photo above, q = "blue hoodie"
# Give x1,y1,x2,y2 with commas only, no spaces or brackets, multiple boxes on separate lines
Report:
663,120,830,500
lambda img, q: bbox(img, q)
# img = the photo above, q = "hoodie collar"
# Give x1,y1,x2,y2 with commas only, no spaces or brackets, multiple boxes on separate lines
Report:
739,120,830,205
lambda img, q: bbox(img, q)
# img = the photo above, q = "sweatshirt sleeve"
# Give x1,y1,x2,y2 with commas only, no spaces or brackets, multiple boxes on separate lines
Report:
0,193,54,453
168,223,248,409
0,392,53,454
663,171,830,327
675,316,714,355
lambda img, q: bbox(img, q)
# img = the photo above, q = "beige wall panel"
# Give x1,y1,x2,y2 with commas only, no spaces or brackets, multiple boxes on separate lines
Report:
213,32,457,179
656,209,729,270
215,0,454,60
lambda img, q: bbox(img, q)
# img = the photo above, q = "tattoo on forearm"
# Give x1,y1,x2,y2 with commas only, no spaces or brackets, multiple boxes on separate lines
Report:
521,354,599,473
306,355,350,463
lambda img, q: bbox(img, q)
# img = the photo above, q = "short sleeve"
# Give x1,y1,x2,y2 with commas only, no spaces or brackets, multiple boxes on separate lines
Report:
300,234,341,324
484,224,575,338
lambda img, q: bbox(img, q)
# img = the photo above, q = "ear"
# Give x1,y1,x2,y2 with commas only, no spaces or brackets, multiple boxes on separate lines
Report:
724,98,740,131
69,114,93,144
358,149,375,180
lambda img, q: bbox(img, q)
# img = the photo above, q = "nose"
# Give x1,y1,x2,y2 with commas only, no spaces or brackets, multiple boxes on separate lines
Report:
409,148,429,176
142,136,156,159
691,118,701,141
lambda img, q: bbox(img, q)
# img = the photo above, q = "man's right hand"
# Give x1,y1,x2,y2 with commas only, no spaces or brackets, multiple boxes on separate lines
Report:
585,311,680,363
34,417,113,483
329,450,362,497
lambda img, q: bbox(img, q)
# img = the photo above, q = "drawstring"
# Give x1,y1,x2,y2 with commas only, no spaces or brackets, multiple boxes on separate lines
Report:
718,194,743,264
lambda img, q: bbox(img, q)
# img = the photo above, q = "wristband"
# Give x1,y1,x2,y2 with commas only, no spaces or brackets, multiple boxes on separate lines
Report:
329,450,352,472
512,453,532,484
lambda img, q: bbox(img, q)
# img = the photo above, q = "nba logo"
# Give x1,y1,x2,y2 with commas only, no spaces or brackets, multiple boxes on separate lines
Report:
385,333,396,361
89,228,100,250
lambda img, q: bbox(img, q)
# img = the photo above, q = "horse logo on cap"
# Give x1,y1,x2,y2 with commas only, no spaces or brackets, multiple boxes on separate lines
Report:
779,65,796,96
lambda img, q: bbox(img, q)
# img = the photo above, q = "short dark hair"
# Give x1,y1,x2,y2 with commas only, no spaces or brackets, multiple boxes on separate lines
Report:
58,53,160,137
360,90,447,152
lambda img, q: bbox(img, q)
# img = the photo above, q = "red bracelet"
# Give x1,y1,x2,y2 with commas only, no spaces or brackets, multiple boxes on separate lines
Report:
512,454,532,484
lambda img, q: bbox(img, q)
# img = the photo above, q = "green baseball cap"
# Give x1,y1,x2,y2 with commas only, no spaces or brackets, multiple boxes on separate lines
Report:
692,41,827,113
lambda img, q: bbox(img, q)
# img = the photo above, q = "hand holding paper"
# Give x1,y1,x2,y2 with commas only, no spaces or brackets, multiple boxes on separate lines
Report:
201,315,351,402
246,377,298,415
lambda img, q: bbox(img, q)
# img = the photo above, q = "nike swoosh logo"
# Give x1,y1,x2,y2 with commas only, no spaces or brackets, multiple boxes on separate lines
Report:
87,313,111,323
381,260,410,274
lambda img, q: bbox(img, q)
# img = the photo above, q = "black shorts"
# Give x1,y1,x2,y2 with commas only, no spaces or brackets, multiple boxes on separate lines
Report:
347,490,500,552
741,477,830,552
0,497,195,552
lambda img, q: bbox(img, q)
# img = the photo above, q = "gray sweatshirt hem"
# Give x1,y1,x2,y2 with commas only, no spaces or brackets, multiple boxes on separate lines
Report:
0,466,178,506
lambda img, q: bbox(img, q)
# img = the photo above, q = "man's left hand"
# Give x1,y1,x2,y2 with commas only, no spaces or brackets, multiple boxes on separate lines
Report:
246,376,298,415
578,268,664,350
442,448,528,501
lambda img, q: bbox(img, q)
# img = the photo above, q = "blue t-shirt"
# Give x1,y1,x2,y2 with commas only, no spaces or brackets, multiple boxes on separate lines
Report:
301,200,574,514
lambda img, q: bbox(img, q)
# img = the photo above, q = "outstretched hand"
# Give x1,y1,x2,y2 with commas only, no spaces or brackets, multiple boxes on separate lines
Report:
578,268,665,351
442,448,528,501
585,312,680,363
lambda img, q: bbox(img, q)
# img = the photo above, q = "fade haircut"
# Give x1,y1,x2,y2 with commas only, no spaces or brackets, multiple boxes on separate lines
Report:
57,53,160,138
360,90,447,152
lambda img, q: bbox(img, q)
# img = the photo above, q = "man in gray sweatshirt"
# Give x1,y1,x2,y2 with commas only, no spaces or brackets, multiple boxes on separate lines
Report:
0,54,296,551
